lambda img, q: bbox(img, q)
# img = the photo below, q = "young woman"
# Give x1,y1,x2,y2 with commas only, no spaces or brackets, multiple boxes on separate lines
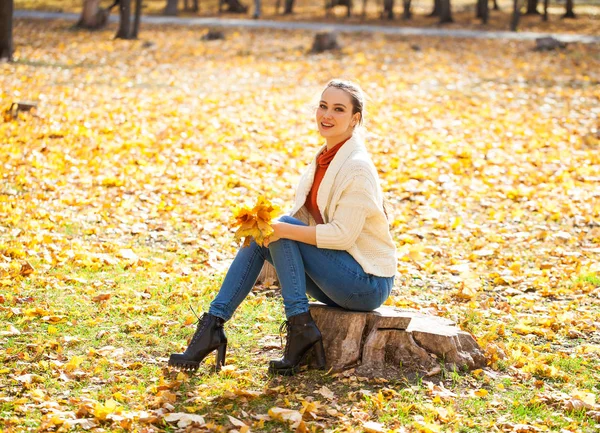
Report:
169,79,397,375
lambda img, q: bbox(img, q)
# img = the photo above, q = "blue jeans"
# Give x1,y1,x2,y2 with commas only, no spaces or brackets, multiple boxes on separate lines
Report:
208,216,395,321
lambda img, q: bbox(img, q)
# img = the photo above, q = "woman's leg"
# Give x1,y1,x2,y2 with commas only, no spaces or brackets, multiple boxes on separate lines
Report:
208,217,317,321
208,241,270,321
209,216,334,321
209,215,393,321
277,215,394,312
305,275,342,308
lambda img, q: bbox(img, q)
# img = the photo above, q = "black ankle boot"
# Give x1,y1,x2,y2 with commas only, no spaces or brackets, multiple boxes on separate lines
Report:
269,311,326,376
169,313,227,372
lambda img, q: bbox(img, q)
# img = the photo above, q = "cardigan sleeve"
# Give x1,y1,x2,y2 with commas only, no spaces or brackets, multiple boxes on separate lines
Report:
315,175,379,250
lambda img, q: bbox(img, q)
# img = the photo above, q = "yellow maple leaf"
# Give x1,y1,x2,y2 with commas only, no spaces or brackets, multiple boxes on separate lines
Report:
232,196,279,247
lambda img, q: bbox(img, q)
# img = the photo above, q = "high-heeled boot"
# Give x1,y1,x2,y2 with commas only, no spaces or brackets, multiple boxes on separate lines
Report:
269,311,326,376
169,313,227,372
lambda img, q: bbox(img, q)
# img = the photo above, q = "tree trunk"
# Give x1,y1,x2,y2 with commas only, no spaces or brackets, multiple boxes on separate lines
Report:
562,0,575,18
116,0,132,38
164,0,178,15
510,0,521,30
253,0,261,17
283,0,294,13
428,0,440,16
383,0,394,19
542,0,548,21
131,0,142,38
478,0,488,23
438,0,452,23
402,0,411,19
0,0,13,61
493,0,499,9
77,0,109,29
525,0,539,14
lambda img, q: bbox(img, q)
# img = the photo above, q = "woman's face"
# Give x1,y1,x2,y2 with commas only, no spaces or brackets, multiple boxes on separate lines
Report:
316,87,360,144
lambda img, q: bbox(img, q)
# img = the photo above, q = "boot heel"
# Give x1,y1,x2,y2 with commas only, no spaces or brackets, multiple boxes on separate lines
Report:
215,342,227,371
313,339,326,370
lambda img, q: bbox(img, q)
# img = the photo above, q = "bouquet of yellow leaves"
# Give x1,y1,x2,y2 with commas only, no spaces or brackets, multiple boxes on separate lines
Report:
232,196,280,247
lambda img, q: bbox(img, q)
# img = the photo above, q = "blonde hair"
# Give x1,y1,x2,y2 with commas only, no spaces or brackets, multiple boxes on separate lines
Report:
323,79,365,125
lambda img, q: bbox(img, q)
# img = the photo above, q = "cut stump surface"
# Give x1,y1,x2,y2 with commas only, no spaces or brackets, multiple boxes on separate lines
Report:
308,303,487,378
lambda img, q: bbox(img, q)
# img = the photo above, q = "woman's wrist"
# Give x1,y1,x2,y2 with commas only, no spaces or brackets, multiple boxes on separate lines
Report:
276,222,317,246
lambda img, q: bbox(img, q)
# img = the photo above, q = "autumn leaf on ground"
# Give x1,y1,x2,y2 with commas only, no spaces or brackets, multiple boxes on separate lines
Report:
268,407,304,429
231,196,279,247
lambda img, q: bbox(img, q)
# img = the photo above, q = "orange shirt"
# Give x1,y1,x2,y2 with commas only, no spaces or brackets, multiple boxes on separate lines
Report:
304,138,350,224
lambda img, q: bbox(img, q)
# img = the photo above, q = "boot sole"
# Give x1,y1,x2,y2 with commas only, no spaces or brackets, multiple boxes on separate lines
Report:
168,358,200,371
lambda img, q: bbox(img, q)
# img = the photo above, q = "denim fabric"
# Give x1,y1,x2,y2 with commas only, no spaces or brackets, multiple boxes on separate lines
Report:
208,215,395,321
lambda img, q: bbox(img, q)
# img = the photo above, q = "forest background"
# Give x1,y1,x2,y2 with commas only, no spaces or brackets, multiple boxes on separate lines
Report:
1,0,600,431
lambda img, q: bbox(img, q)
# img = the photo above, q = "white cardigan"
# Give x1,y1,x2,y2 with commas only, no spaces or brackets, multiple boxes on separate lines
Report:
288,132,397,277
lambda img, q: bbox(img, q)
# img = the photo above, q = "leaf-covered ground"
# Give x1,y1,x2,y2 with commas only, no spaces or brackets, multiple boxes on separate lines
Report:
13,0,600,36
1,19,600,432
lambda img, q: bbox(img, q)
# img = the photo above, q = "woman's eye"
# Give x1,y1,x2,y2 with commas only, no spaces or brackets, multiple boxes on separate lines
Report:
335,107,344,112
319,104,327,109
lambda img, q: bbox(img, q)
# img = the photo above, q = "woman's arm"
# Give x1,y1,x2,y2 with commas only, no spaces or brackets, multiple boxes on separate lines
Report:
265,222,317,246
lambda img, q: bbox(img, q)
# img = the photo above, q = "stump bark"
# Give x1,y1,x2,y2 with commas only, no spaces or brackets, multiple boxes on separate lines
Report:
308,303,487,377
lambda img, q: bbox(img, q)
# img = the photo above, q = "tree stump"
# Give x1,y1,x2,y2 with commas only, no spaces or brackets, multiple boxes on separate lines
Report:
307,303,487,378
257,262,278,285
202,29,225,41
310,32,341,54
534,37,567,51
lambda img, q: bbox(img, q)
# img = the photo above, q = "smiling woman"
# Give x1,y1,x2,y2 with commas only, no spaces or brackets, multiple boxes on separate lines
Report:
169,79,397,376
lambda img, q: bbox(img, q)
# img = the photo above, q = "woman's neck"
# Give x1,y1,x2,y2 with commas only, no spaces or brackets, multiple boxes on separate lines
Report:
326,132,353,151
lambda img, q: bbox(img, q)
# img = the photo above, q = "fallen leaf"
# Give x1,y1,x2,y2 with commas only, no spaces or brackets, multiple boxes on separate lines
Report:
92,293,111,302
363,421,386,432
268,407,303,429
164,412,205,428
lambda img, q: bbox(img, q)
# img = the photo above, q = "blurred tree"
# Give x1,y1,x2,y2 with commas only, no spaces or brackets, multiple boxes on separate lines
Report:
116,0,142,38
429,0,440,16
563,0,575,17
116,0,132,37
283,0,294,13
402,0,412,19
132,0,142,37
382,0,394,19
525,0,539,14
510,0,521,30
165,0,178,14
439,0,452,22
476,0,489,23
77,0,109,29
0,0,13,61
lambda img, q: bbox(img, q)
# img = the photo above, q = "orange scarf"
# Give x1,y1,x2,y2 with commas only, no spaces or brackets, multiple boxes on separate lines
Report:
304,138,350,224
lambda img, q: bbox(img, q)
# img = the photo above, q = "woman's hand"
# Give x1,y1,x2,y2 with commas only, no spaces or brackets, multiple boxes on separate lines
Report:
263,222,284,247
